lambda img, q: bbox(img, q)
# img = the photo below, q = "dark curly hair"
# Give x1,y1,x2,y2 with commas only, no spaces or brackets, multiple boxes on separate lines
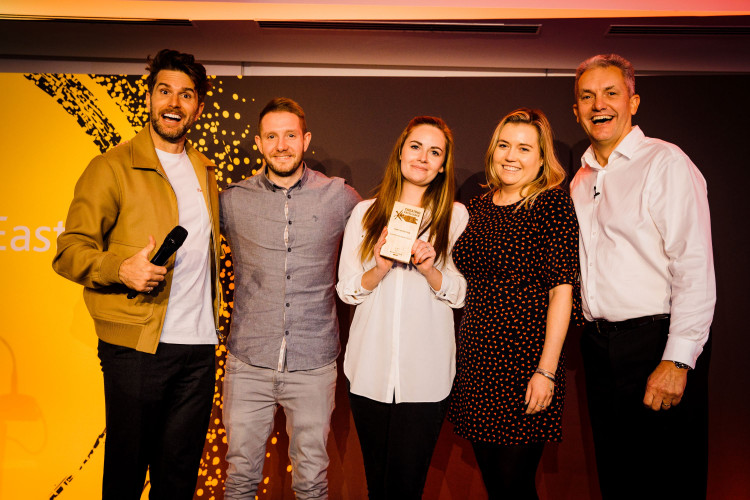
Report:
145,49,211,102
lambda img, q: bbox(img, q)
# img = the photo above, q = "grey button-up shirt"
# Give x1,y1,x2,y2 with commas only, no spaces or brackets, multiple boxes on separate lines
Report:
220,166,361,371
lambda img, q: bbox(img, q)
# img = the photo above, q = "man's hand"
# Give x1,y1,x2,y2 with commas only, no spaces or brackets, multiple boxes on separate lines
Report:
118,236,167,293
643,360,688,411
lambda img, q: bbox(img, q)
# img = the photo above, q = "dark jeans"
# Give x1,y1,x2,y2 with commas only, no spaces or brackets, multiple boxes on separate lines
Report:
581,318,711,500
98,340,216,500
471,441,545,500
348,391,448,500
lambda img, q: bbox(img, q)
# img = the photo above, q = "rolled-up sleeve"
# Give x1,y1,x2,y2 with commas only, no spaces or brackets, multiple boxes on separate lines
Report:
429,203,468,308
336,201,375,305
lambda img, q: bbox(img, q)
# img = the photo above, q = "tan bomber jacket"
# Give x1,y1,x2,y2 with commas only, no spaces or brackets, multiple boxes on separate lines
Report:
52,125,222,353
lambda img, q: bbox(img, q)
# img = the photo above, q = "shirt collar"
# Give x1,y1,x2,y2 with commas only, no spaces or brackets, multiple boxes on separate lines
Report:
258,162,309,191
581,125,645,171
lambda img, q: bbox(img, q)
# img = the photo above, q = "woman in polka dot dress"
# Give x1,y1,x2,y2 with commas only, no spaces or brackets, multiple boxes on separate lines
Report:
448,108,580,499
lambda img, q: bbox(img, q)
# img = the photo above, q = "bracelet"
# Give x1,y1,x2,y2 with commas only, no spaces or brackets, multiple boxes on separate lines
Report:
534,368,556,384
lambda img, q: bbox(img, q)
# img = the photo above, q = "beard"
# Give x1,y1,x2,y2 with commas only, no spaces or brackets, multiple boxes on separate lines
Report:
150,107,197,144
264,154,304,178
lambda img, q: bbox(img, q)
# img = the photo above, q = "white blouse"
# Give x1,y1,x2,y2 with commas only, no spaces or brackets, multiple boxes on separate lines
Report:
337,199,468,403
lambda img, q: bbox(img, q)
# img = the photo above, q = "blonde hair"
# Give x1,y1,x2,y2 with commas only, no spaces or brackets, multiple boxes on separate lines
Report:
484,108,565,210
360,116,456,266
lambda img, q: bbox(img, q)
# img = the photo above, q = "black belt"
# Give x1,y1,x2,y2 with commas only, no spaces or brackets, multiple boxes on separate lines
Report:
591,314,670,334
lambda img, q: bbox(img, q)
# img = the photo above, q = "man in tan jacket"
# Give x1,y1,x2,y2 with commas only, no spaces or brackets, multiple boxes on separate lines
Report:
53,49,221,500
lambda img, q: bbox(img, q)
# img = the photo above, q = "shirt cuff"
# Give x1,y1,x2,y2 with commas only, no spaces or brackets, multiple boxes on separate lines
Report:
662,335,703,369
430,270,466,308
336,272,373,305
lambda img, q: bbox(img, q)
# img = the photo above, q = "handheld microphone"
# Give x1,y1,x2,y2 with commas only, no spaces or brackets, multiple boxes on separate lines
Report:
126,225,188,299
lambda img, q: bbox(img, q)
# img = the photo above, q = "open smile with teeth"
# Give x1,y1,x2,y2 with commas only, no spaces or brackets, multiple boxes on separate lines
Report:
162,112,183,123
503,165,521,172
591,115,613,124
272,154,295,163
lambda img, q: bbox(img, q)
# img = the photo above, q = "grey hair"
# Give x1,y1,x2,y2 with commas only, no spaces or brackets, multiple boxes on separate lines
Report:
575,54,635,97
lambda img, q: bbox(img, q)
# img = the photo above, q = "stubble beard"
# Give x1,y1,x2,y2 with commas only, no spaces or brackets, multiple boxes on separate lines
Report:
150,108,195,144
265,155,303,178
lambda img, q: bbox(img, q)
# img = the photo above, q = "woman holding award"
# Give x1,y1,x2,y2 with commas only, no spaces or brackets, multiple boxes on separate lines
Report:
337,116,468,499
448,108,580,499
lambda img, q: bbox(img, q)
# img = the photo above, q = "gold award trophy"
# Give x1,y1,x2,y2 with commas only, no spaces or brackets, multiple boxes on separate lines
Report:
380,201,425,264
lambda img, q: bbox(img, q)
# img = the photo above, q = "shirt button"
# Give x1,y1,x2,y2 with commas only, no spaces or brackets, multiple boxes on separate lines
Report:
288,220,292,225
287,194,291,199
287,275,291,280
288,248,292,252
286,303,290,307
285,330,289,336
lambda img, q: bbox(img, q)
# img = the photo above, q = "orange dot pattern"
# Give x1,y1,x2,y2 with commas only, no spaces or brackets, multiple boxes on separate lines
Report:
449,188,580,444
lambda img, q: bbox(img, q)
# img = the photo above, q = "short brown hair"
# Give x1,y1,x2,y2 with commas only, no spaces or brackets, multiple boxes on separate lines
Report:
258,97,308,134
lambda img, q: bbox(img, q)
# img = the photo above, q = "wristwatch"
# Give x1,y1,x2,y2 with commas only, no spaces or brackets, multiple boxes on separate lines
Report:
670,360,691,370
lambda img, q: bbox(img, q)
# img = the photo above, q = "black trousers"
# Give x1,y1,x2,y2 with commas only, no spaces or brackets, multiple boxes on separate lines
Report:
98,340,216,500
471,440,545,500
581,318,711,500
348,391,448,500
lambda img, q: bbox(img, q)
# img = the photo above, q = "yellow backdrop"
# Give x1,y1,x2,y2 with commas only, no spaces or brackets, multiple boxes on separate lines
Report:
0,73,134,499
0,72,243,500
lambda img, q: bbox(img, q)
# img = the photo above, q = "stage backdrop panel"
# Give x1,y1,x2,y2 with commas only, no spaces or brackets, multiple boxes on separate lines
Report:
0,72,747,499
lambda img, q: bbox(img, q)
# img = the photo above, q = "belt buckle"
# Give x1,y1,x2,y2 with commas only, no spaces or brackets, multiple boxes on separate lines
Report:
595,320,609,334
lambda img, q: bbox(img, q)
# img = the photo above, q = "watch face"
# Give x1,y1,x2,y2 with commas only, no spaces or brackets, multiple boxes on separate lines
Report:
672,361,690,370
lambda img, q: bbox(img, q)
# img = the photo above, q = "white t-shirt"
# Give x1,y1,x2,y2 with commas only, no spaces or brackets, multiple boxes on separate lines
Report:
156,148,217,345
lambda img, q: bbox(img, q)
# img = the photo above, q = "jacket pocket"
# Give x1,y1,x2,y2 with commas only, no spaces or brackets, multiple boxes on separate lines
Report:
84,287,155,325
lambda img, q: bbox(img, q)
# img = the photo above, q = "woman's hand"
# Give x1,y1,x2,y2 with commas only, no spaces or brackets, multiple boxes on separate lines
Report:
373,227,395,274
411,239,436,275
524,372,555,415
361,227,395,291
411,239,443,290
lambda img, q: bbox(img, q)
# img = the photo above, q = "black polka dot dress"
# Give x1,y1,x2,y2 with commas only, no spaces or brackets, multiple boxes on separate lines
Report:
448,188,580,445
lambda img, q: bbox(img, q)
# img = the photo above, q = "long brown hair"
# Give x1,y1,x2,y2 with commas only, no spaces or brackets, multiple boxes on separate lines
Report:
484,108,565,210
359,116,456,266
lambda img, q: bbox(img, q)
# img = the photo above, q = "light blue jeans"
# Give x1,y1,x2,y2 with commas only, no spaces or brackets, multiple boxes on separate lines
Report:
223,352,337,499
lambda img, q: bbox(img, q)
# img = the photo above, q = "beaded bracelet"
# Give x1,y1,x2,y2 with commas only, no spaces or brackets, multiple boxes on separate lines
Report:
534,368,556,384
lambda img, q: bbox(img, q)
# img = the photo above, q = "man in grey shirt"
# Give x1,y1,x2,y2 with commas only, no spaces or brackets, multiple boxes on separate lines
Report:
220,97,361,499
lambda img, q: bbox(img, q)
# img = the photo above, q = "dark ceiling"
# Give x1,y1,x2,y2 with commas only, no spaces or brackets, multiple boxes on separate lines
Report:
1,15,749,75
